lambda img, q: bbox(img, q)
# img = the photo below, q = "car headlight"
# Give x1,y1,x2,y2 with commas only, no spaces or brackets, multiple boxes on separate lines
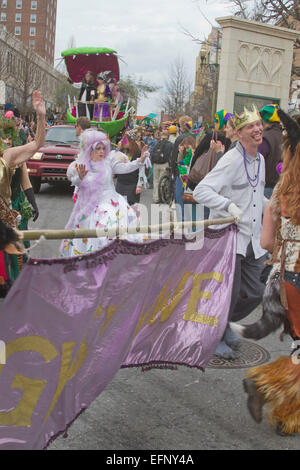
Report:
31,152,43,160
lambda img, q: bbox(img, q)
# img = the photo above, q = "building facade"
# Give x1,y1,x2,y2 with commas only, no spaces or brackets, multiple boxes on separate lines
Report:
216,16,298,114
0,24,65,114
0,0,57,65
190,27,221,121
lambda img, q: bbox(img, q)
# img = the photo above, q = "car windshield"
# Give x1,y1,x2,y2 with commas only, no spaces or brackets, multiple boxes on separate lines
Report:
46,127,79,144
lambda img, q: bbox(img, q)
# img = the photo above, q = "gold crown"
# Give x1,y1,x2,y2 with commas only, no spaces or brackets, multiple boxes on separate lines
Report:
232,105,261,130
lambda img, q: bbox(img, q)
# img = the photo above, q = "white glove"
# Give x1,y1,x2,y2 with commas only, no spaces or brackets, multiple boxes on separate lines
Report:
228,203,243,223
144,156,152,169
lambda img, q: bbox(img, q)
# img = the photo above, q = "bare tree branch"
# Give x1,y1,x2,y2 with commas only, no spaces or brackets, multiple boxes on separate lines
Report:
160,57,192,118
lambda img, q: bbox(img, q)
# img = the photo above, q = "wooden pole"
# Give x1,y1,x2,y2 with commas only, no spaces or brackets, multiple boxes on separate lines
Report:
22,217,236,241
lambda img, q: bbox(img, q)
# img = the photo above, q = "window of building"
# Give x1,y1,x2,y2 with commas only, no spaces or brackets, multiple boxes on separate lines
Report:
29,27,36,36
1,0,7,8
16,0,22,9
29,39,35,48
30,14,36,23
0,13,6,21
31,0,37,9
5,85,14,104
16,13,22,22
15,26,21,35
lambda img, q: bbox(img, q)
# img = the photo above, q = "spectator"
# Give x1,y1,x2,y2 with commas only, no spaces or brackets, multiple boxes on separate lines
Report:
170,115,193,220
116,132,146,205
75,116,91,137
258,104,283,199
151,130,173,203
193,105,268,359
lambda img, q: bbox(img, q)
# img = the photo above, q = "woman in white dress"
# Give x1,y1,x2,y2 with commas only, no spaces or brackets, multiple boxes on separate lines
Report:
61,130,149,257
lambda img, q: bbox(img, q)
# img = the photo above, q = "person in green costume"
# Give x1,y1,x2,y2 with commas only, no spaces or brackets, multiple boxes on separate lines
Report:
10,162,39,279
1,122,39,279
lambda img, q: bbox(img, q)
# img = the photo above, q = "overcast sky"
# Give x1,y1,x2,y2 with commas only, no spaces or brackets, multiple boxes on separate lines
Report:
55,0,233,115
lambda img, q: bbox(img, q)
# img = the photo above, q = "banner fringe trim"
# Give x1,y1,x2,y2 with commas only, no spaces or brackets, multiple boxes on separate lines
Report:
121,361,205,373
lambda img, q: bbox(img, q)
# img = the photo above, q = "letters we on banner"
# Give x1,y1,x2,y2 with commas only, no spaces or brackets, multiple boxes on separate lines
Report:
0,227,237,449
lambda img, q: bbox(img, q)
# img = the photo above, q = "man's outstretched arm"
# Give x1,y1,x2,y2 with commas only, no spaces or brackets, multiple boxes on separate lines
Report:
3,91,46,168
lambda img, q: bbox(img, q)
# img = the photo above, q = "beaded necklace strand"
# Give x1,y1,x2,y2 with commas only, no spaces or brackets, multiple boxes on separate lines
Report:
240,142,261,188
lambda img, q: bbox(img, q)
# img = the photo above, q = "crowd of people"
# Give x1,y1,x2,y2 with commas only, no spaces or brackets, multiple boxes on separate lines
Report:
0,90,300,437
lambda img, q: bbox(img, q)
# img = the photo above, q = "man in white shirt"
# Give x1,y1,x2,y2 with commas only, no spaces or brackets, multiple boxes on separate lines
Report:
193,106,268,359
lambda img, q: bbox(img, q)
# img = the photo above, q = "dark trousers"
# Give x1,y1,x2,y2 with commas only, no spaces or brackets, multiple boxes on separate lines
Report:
116,181,140,206
229,243,266,323
78,103,94,119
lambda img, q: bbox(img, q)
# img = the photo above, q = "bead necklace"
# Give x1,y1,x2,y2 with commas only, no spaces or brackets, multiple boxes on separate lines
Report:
240,143,261,188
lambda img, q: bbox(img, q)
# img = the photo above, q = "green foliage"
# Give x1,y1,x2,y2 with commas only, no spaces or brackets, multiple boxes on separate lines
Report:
55,79,79,111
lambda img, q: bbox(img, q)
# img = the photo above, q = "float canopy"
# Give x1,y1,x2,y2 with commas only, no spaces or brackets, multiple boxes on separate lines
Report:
61,47,120,83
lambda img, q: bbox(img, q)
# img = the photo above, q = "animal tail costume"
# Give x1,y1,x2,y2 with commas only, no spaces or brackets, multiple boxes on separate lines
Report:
233,108,300,435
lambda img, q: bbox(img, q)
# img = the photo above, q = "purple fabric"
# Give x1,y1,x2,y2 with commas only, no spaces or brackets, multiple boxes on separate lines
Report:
0,227,236,450
93,102,110,119
258,137,270,158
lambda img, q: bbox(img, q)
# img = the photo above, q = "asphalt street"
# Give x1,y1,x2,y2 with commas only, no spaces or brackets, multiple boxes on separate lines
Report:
3,181,300,450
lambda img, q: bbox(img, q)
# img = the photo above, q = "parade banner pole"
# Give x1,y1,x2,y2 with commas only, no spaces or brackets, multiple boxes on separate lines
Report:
21,217,236,241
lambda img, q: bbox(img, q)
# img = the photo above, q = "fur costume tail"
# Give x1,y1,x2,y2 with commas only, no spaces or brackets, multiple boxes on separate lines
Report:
230,275,286,340
246,356,300,435
277,108,300,155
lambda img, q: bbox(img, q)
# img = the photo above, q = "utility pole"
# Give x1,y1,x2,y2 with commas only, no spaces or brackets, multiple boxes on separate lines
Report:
211,29,220,122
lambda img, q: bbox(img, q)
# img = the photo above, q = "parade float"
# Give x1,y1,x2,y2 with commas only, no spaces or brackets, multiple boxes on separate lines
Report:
61,46,131,137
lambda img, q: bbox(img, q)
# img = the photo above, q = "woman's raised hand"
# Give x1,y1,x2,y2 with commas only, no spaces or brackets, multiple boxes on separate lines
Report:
77,164,88,180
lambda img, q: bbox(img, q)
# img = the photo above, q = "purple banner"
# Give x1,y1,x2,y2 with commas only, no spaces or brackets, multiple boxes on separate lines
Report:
0,226,236,449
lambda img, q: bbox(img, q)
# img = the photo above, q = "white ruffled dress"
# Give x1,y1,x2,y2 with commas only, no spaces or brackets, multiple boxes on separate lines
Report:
61,151,145,257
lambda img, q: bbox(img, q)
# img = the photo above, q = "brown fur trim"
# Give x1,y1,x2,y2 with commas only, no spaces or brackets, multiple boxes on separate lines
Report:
269,181,282,224
246,356,300,434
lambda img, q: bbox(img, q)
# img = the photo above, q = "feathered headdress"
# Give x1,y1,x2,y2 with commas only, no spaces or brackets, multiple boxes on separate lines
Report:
277,108,300,157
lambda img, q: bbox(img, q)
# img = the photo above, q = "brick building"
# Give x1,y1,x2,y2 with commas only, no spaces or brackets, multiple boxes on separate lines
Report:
0,24,65,115
0,0,57,65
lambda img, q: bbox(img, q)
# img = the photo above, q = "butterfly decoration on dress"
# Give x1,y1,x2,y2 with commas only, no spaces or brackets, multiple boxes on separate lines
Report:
73,248,85,256
111,199,119,207
107,217,117,226
62,240,70,251
96,221,106,228
115,209,124,220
